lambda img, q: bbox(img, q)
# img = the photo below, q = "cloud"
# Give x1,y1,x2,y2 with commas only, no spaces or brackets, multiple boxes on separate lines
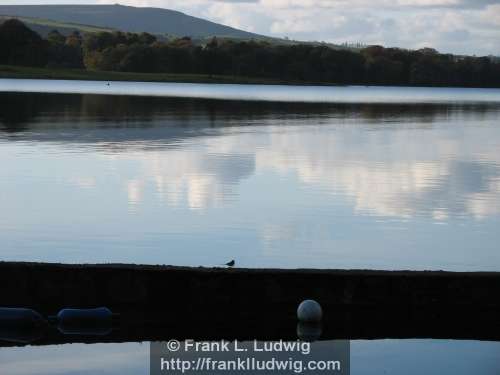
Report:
197,0,499,55
212,0,259,2
205,2,262,31
481,4,500,25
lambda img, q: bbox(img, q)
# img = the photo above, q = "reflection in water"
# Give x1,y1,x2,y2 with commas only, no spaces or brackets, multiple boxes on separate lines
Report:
0,342,149,375
0,93,499,270
3,79,500,103
351,340,500,375
1,92,498,135
0,340,499,375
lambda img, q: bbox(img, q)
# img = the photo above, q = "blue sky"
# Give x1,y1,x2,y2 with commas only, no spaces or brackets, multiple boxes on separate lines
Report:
2,0,500,56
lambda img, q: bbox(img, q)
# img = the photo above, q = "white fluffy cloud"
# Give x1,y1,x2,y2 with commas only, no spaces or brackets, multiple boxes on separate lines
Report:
4,0,500,55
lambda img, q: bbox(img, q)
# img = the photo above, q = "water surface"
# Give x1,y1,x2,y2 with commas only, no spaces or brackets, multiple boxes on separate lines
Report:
1,340,499,375
2,78,500,103
0,89,499,270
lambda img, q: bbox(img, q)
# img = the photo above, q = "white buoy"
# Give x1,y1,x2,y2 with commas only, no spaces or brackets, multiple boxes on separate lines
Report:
297,300,323,323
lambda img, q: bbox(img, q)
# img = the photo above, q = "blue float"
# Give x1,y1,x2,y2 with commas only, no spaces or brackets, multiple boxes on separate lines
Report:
0,308,48,344
54,307,116,336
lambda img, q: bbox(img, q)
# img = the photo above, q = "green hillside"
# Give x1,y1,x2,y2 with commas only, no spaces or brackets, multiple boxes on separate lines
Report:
0,4,263,39
0,15,113,37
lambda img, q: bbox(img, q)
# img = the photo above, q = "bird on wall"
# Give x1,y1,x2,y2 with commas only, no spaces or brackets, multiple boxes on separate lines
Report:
225,260,235,267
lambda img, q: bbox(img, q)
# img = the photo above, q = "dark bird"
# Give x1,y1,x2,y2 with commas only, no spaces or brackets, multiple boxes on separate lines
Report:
225,260,235,267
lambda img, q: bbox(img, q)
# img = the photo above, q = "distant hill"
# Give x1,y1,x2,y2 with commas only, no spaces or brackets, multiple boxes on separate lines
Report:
0,4,264,39
0,15,113,37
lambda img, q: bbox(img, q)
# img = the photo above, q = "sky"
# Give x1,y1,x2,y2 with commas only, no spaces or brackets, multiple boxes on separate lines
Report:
2,0,500,56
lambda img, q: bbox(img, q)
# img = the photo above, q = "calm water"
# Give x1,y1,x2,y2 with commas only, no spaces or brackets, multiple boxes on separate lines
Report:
1,83,500,270
3,78,500,103
1,340,500,375
1,81,500,374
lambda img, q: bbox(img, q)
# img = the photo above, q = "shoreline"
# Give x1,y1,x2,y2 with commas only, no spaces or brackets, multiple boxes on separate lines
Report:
0,65,332,86
1,261,499,309
2,260,500,274
2,65,500,90
1,262,499,345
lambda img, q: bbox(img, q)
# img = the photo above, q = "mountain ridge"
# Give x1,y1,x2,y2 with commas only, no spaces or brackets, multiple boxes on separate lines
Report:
0,4,265,39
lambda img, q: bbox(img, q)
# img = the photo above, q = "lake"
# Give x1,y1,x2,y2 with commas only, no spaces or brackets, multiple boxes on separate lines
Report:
0,339,499,375
1,80,500,374
1,80,500,270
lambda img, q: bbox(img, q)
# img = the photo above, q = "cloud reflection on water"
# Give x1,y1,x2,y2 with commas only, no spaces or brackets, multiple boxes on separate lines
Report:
1,93,500,269
89,121,500,221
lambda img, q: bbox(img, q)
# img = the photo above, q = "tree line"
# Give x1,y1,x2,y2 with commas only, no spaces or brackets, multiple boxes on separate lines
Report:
1,18,499,88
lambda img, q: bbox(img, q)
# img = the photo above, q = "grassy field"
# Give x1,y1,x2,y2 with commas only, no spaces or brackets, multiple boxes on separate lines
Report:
0,15,114,35
7,16,113,33
0,65,321,85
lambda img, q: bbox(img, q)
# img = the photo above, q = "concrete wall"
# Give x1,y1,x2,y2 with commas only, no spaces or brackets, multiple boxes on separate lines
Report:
1,262,499,310
0,262,499,344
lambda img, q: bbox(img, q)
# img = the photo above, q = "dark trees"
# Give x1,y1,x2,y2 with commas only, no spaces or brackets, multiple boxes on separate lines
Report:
47,30,84,69
0,19,48,67
1,19,499,88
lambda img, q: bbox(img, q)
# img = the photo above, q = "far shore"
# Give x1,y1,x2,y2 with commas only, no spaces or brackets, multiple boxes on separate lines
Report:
0,65,335,86
3,65,500,90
